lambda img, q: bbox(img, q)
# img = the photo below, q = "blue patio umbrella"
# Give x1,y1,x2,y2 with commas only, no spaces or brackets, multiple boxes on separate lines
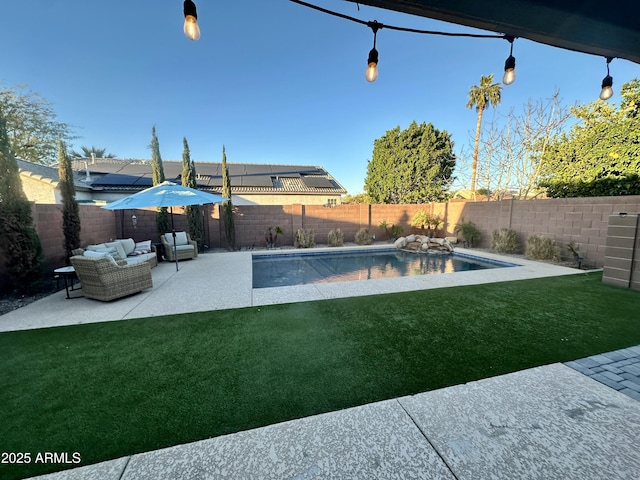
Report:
103,181,228,270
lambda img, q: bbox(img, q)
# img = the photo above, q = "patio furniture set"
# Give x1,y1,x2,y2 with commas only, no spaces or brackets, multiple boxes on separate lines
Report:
65,233,198,302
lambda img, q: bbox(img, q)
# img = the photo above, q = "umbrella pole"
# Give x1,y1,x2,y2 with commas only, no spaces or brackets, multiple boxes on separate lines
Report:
171,207,178,272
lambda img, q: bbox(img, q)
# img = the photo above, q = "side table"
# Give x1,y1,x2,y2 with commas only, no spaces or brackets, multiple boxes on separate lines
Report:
54,266,82,299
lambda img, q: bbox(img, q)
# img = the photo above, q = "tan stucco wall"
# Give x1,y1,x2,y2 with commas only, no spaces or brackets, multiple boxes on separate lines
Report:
20,175,59,204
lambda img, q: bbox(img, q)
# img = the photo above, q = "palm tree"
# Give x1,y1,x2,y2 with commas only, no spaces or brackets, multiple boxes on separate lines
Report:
69,145,116,159
466,74,501,198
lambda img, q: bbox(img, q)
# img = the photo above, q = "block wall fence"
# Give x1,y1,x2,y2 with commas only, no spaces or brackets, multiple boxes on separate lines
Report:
1,196,639,291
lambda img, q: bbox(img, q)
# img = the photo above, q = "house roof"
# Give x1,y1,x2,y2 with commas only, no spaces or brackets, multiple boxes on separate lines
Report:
68,158,347,196
17,158,91,191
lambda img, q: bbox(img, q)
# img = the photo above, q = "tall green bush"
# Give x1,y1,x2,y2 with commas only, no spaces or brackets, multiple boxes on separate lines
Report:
181,138,203,250
150,126,170,235
0,113,44,292
221,146,236,250
58,140,81,261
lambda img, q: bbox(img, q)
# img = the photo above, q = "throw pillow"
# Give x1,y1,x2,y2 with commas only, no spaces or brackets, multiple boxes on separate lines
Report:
105,241,128,261
135,240,152,251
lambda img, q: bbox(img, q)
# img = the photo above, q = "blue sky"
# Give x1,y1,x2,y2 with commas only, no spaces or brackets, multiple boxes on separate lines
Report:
1,0,639,194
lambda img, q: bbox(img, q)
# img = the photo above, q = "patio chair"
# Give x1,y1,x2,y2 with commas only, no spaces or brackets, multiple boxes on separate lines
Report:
161,232,198,262
70,255,153,301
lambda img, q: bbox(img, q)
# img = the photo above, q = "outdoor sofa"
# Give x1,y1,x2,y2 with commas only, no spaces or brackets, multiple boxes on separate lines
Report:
75,238,157,268
161,232,198,262
70,255,153,301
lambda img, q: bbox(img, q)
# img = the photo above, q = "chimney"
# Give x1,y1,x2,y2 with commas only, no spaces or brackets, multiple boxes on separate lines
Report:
84,161,92,182
91,152,96,164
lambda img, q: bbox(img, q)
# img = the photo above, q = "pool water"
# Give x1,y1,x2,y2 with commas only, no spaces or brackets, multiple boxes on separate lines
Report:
252,249,517,288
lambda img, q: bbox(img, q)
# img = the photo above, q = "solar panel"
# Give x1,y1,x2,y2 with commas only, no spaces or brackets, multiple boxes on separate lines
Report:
93,173,140,186
133,175,153,186
302,176,334,188
241,176,274,187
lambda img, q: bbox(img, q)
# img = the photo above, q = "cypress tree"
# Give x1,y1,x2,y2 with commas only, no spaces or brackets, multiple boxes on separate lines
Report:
181,137,203,249
221,145,235,250
150,126,170,234
58,140,81,261
0,111,44,293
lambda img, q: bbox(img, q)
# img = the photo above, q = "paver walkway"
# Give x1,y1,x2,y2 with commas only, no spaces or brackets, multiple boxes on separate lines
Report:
565,345,640,401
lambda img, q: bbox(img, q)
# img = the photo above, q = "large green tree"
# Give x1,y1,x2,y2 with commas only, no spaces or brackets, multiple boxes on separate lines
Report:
0,110,43,292
58,140,81,261
221,146,236,250
539,79,640,197
150,126,170,234
181,138,203,249
466,74,502,197
0,83,74,165
69,146,116,159
364,121,456,204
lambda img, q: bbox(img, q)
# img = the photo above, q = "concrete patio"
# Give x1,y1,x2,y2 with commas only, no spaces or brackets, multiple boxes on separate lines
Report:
1,246,638,479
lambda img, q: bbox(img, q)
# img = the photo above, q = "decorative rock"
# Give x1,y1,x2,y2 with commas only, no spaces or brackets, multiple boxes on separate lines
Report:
394,237,407,248
445,236,458,244
420,242,430,251
405,234,417,243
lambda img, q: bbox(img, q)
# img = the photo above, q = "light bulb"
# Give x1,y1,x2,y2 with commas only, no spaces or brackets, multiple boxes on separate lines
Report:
183,0,200,41
502,54,516,85
599,75,613,100
184,15,200,41
599,57,614,101
366,47,378,83
503,69,515,85
600,85,613,101
365,63,378,83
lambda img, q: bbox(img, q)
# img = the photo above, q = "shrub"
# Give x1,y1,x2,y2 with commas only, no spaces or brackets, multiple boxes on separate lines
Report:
491,228,520,254
526,235,560,261
454,218,481,247
411,211,443,235
390,224,404,240
354,228,374,245
379,220,403,240
294,229,315,248
327,228,344,247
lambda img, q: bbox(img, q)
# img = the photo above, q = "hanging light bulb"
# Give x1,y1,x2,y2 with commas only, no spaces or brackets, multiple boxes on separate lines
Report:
365,21,382,83
599,57,614,100
502,37,516,85
366,48,378,82
183,0,200,41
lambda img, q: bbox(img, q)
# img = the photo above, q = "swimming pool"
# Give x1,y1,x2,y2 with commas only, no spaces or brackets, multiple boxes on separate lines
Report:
252,248,518,288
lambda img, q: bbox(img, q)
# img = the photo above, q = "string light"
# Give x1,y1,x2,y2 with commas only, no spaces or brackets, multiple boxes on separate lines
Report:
365,21,382,82
183,0,201,41
503,36,516,85
599,57,614,100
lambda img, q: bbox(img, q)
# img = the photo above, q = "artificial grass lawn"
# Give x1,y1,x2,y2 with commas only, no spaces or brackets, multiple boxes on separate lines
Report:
1,271,639,479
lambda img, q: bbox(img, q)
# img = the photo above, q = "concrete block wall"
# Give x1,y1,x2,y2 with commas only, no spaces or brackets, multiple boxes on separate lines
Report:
3,196,640,293
602,214,640,290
